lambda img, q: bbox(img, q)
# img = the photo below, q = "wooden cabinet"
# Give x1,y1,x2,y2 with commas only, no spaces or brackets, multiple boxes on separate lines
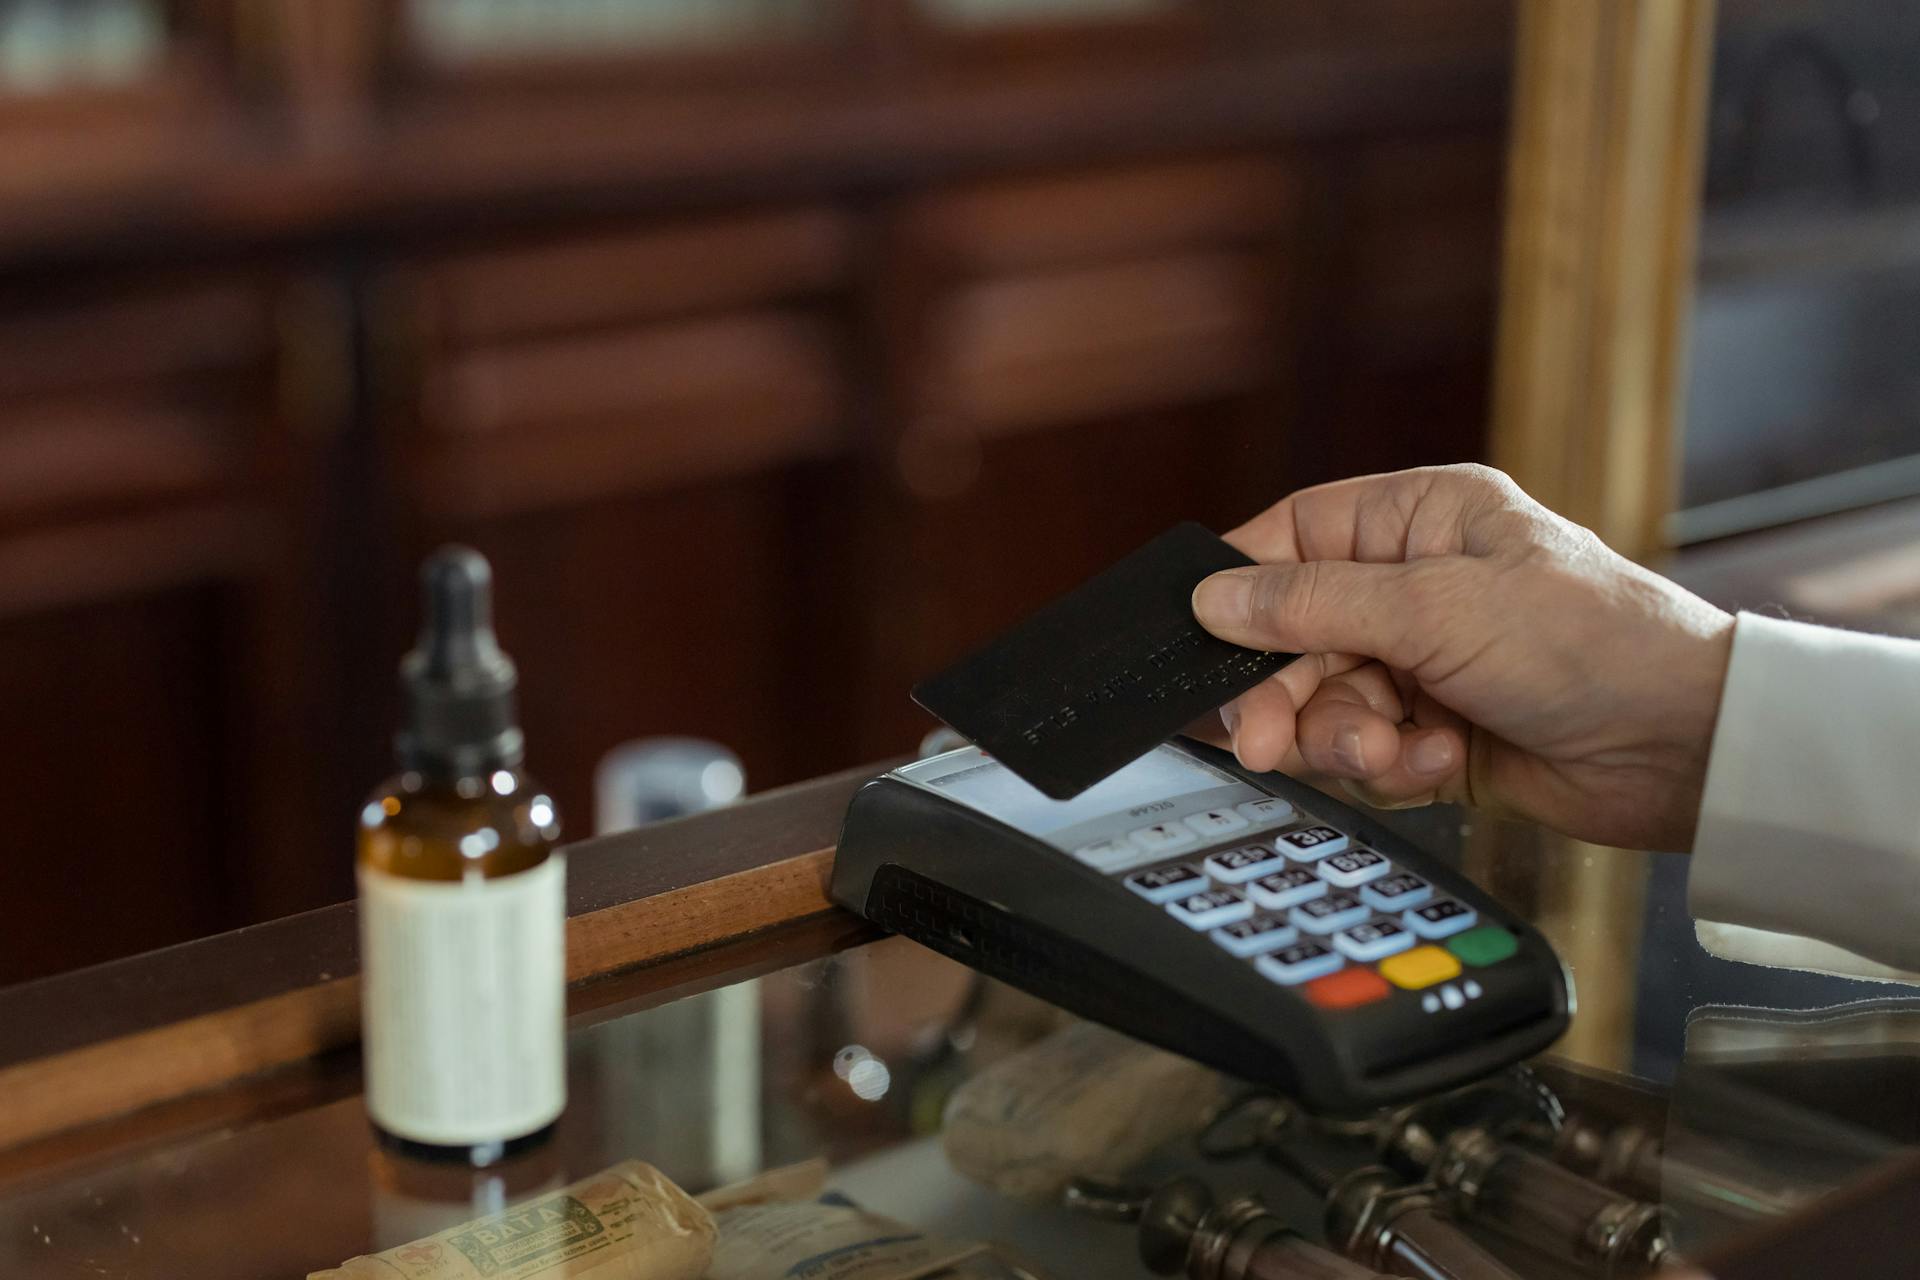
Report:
0,0,1514,981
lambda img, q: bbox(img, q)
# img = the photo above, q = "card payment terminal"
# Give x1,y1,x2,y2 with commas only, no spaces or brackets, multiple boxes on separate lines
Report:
831,738,1572,1114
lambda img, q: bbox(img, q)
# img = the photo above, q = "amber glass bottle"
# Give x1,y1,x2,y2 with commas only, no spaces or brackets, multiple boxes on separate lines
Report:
357,547,566,1167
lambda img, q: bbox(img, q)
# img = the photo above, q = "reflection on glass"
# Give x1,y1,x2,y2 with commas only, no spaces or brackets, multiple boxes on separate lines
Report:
582,738,761,1191
1662,999,1915,1253
410,0,831,60
1,913,1916,1274
0,0,164,93
1676,1,1920,541
1683,263,1920,520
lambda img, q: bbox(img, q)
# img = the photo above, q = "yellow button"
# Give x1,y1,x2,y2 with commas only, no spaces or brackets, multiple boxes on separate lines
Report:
1379,946,1462,990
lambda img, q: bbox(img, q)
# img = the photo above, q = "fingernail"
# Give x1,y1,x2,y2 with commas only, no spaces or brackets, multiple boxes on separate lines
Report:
1192,571,1252,629
1333,726,1366,774
1408,731,1455,776
1221,702,1241,754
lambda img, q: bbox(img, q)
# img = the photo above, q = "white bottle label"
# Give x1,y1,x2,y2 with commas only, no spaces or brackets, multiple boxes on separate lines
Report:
358,856,567,1146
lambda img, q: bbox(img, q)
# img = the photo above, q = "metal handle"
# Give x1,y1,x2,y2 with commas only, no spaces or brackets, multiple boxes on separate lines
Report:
1433,1129,1674,1276
1192,1198,1387,1280
1239,1233,1388,1280
1376,1205,1529,1280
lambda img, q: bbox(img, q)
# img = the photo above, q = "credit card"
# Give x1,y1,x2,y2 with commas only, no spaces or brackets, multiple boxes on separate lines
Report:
914,523,1299,798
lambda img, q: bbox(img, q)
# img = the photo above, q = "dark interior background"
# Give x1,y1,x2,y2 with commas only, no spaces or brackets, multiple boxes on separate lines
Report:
0,0,1517,983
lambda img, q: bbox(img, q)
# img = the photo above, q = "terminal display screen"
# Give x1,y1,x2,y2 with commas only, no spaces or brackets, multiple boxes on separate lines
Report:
894,744,1239,838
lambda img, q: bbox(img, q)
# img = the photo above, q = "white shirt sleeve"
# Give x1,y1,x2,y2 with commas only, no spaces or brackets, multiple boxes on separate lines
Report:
1689,612,1920,979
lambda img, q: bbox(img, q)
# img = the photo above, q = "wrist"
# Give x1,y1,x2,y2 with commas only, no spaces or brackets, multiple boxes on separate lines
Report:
1670,607,1736,849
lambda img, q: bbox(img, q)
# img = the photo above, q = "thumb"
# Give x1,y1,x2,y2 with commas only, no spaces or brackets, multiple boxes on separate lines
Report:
1191,559,1436,669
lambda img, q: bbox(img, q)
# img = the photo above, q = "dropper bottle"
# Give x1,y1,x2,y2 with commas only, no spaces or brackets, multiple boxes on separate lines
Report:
357,546,567,1166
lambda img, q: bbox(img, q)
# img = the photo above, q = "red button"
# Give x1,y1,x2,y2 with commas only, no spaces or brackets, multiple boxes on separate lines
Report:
1304,967,1390,1010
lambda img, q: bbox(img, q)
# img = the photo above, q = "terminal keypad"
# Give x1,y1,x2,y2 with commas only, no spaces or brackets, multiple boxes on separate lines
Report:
1098,799,1515,1012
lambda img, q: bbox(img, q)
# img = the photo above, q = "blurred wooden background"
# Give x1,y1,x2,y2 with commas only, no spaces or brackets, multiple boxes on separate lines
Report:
0,0,1516,981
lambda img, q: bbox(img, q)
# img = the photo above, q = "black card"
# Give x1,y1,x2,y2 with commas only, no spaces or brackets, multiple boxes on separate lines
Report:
914,523,1298,798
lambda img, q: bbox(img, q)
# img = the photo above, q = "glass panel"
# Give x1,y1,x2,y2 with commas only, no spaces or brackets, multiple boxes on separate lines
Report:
3,808,1914,1275
409,0,836,61
0,0,166,94
1676,0,1920,542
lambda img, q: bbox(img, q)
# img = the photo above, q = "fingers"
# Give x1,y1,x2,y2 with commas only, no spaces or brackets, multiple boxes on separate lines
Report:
1293,667,1470,808
1224,464,1514,566
1224,475,1398,565
1293,665,1398,773
1337,721,1470,810
1296,681,1404,778
1219,651,1369,773
1226,473,1409,565
1194,558,1464,672
1224,651,1474,811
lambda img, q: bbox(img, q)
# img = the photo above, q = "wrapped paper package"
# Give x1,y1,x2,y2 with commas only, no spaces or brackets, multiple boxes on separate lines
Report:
705,1197,998,1280
697,1158,831,1212
942,1021,1229,1201
311,1159,714,1280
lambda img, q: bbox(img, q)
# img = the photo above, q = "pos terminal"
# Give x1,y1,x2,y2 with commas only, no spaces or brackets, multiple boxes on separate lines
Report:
830,738,1572,1114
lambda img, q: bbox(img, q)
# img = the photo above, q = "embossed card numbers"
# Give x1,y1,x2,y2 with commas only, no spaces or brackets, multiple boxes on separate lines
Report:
913,523,1299,798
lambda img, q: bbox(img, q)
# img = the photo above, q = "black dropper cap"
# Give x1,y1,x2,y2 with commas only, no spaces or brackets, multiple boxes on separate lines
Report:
395,546,525,778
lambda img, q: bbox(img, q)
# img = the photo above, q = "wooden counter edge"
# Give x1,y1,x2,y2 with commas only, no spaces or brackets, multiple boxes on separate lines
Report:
0,762,887,1153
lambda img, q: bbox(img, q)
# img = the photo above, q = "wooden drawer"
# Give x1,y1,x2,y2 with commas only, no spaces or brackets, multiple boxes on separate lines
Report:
905,158,1294,273
422,310,844,517
0,284,271,402
419,209,851,344
932,250,1271,431
0,398,240,528
0,281,276,615
899,159,1295,433
408,210,853,518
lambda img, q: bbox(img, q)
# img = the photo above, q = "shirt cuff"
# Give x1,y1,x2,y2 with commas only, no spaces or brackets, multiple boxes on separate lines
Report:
1688,612,1920,978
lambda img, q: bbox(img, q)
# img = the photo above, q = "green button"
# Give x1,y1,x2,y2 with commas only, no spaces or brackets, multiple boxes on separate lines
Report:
1447,925,1519,967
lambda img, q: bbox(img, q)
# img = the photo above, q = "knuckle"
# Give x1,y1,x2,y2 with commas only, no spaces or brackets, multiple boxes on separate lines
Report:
1251,562,1321,632
1287,561,1330,637
1438,461,1516,497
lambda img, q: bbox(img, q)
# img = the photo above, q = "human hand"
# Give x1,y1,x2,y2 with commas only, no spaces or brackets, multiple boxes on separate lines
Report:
1190,465,1734,851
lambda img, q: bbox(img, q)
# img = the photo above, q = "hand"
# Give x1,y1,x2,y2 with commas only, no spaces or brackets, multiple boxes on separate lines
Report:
1190,465,1735,851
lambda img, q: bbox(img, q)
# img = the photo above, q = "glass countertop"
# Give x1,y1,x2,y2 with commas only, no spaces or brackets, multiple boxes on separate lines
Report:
1,805,1916,1278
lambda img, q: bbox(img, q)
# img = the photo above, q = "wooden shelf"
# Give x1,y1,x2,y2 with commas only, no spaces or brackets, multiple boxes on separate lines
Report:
0,760,878,1160
0,35,1507,270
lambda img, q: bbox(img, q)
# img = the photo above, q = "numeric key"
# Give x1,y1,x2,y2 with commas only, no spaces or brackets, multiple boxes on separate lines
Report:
1125,864,1205,904
1290,891,1370,935
1278,825,1350,861
1361,873,1432,912
1406,897,1478,939
1256,940,1345,986
1211,914,1299,957
1332,918,1415,962
1204,843,1286,884
1317,848,1390,887
1246,867,1327,910
1167,888,1254,931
